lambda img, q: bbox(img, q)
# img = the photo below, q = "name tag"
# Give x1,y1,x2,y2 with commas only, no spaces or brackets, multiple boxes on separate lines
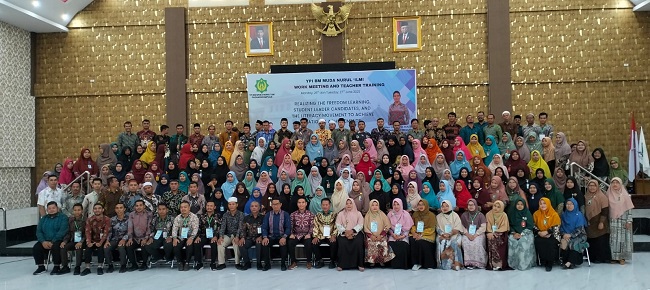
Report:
543,219,547,225
521,220,527,228
416,221,424,233
206,228,214,239
539,134,546,140
492,225,498,232
220,206,224,212
323,225,331,237
87,164,92,169
100,233,104,239
468,224,477,235
370,221,378,233
74,231,82,243
154,230,162,239
257,227,262,234
163,232,168,238
444,224,452,234
394,224,402,235
181,227,189,239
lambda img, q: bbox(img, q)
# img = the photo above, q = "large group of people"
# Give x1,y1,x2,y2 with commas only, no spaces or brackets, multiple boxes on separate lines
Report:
32,111,635,276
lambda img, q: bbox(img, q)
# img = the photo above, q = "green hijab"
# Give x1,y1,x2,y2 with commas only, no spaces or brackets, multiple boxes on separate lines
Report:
609,157,628,184
498,132,516,157
507,195,534,234
242,170,257,193
309,186,327,214
291,169,312,197
542,178,564,211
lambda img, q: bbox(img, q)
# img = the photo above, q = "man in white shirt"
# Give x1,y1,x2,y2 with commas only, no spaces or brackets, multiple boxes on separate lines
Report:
82,178,103,218
37,175,64,217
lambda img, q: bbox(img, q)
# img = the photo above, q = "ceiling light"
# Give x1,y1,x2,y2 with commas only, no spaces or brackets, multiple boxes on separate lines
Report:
32,1,40,7
61,14,69,21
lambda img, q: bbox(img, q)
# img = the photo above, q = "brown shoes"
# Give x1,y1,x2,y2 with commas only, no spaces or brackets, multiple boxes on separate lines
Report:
288,262,298,270
306,263,312,270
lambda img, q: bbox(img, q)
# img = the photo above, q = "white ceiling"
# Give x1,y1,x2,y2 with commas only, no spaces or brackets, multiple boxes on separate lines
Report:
632,0,650,11
0,0,94,33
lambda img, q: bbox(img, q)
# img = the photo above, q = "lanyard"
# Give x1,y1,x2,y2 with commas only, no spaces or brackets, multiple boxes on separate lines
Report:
182,216,189,227
207,215,214,227
74,220,80,231
157,217,167,229
469,212,478,225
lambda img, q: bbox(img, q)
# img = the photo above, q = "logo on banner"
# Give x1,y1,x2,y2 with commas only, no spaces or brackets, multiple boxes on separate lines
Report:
255,78,269,93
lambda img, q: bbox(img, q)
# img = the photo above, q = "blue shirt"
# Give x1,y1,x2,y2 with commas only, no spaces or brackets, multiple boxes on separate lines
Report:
36,212,68,242
262,210,291,239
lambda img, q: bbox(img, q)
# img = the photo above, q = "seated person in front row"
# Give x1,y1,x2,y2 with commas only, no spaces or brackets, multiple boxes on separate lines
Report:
126,200,153,271
312,198,338,269
58,203,86,275
261,198,291,271
288,196,315,270
101,203,129,274
142,203,174,265
172,201,200,271
32,201,68,275
195,200,220,271
238,200,264,271
335,198,365,272
82,203,111,276
217,197,244,270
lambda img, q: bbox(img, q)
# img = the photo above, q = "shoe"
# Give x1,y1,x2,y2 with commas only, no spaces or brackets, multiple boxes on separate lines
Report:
106,264,114,273
194,263,203,271
288,262,297,270
281,263,287,271
244,262,251,270
80,268,91,276
545,265,552,272
336,267,342,271
235,264,244,270
454,265,461,271
33,266,46,275
358,266,364,272
329,262,336,269
97,268,104,275
139,264,148,271
49,266,60,275
178,263,185,272
466,266,474,270
262,265,270,271
315,260,324,269
183,264,191,271
257,264,263,271
128,265,139,272
210,263,217,271
620,259,626,265
119,265,127,273
216,264,226,270
411,264,421,271
73,266,81,275
493,267,501,271
306,263,312,269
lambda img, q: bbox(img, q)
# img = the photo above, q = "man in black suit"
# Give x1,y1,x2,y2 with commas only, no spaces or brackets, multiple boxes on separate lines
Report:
397,23,417,45
250,28,269,50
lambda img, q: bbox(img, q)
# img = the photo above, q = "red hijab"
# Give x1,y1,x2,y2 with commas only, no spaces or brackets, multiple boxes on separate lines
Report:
72,148,98,177
131,159,147,183
178,143,195,170
453,180,472,210
355,152,376,182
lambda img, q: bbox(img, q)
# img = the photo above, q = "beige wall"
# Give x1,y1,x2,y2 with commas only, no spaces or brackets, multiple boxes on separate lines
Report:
34,0,650,184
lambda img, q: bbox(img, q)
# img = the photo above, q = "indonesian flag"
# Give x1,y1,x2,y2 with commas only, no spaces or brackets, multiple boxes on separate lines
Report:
629,113,639,182
639,127,650,177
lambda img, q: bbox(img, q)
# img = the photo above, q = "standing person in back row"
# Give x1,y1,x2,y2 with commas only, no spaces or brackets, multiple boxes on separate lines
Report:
137,119,156,148
500,111,518,139
117,121,139,153
219,120,238,148
332,118,351,146
189,123,205,147
442,112,462,142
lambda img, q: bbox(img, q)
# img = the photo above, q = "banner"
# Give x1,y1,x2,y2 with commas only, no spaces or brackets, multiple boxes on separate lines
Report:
246,69,417,130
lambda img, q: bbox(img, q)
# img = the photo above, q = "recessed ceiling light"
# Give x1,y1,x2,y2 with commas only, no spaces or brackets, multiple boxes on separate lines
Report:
31,1,40,7
61,14,69,20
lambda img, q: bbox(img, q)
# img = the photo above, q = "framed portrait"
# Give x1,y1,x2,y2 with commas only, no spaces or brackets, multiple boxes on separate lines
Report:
246,22,274,57
393,17,422,52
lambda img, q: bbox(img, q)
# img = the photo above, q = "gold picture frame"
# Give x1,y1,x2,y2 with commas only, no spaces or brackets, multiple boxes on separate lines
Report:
393,17,422,52
246,22,274,57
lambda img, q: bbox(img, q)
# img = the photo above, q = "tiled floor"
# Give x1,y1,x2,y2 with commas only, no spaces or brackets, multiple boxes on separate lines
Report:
0,253,649,290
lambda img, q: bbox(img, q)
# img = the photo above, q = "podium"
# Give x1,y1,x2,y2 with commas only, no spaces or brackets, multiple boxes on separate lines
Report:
635,179,650,195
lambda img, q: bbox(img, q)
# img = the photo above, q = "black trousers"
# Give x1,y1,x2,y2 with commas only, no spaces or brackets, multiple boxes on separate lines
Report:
85,243,106,264
173,239,195,263
288,237,313,263
103,242,125,265
33,241,63,266
126,241,146,266
262,238,287,266
239,239,262,265
143,238,173,262
193,237,217,264
313,238,338,262
61,242,84,268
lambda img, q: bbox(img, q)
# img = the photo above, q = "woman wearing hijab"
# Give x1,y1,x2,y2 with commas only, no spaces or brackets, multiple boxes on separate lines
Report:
541,137,556,174
97,143,118,169
150,161,164,182
291,140,306,164
527,150,551,179
335,198,365,271
432,153,450,179
514,136,531,163
466,134,486,160
507,195,536,271
399,137,414,165
254,170,272,196
296,155,311,175
221,171,238,199
110,162,127,183
207,143,222,168
568,140,594,188
212,188,228,216
323,138,339,164
554,132,572,170
469,177,489,213
482,135,499,165
336,154,356,177
59,159,75,185
376,154,395,182
542,178,565,213
355,153,376,181
154,174,170,197
410,139,426,164
241,170,257,194
347,180,368,215
73,148,99,178
425,138,443,164
422,167,440,191
331,180,348,213
303,166,320,195
289,169,310,197
230,155,248,181
560,197,589,269
505,150,529,178
304,134,323,162
337,168,355,193
320,166,338,196
386,136,402,165
387,198,414,269
363,199,395,267
212,156,229,187
498,132,517,160
98,164,112,186
485,176,509,212
139,141,157,167
244,187,263,215
410,199,437,270
470,156,490,181
413,153,432,181
531,168,547,190
505,176,529,211
450,151,472,179
360,139,377,163
524,131,542,155
487,154,509,178
232,182,250,212
460,199,487,269
453,180,472,212
607,177,635,264
403,170,421,194
370,169,391,193
250,137,266,165
436,180,456,211
440,139,455,163
178,143,195,171
130,160,147,184
533,197,561,271
387,183,408,212
277,153,297,180
369,180,389,214
309,186,327,215
396,155,414,177
259,156,278,184
420,181,440,212
404,181,422,212
436,200,464,270
563,176,584,212
552,167,568,192
375,140,390,165
591,148,610,182
178,171,190,193
355,172,372,196
609,157,629,187
220,141,234,166
486,200,509,270
229,140,245,168
452,136,472,161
